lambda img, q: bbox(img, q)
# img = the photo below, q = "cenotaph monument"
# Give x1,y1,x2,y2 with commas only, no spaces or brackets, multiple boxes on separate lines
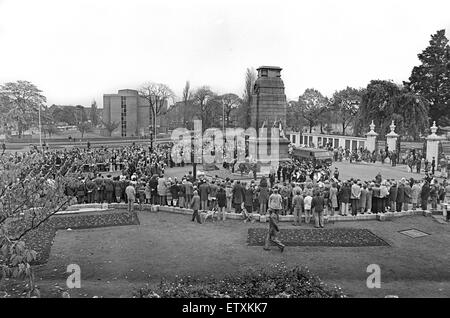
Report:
248,66,290,165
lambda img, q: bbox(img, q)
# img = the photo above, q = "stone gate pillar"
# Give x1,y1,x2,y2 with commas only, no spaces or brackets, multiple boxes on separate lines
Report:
426,121,443,162
386,121,398,152
366,120,378,152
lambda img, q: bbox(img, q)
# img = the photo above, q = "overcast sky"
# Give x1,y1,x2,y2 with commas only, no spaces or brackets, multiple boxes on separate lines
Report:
0,0,449,107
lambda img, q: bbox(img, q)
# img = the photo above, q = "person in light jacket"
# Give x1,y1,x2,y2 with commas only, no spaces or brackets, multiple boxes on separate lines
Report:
330,182,339,215
157,175,167,205
359,183,368,214
292,190,304,225
258,177,270,215
411,180,421,210
190,190,202,224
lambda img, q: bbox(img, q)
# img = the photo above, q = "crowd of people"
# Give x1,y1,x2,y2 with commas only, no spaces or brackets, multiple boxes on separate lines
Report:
3,140,450,230
328,143,449,177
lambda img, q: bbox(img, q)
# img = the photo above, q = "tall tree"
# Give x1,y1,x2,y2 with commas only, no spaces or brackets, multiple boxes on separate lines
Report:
90,100,99,127
354,80,429,140
102,120,119,137
74,106,91,139
330,87,363,135
139,82,175,135
286,100,306,131
240,67,257,128
192,86,216,130
0,81,46,138
218,93,242,128
354,80,400,138
392,89,429,140
406,29,450,126
298,88,329,133
40,105,58,138
51,105,77,126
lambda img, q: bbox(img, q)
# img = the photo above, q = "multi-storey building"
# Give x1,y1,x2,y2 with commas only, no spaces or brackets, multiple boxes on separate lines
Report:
102,89,168,137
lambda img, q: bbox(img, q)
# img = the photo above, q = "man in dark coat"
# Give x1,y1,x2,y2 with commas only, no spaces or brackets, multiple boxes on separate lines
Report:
94,174,105,203
76,177,86,204
338,181,351,216
388,182,398,212
114,177,122,203
396,181,405,212
420,181,430,211
104,175,115,204
85,177,96,204
232,181,245,214
199,180,210,211
149,175,159,204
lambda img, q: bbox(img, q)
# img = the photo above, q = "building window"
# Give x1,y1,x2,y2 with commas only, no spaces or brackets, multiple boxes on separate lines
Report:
345,140,351,150
121,96,127,137
334,138,339,148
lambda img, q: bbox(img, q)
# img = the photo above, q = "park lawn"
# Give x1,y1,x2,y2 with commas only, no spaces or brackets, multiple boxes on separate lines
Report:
27,211,450,298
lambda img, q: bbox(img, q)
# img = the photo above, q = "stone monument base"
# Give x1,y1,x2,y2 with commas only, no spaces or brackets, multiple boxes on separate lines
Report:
248,137,290,166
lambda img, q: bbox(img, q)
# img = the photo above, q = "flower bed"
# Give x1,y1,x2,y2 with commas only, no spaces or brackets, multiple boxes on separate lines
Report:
247,228,389,247
134,263,345,298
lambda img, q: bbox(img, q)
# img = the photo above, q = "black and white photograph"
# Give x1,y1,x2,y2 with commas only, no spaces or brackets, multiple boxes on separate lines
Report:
0,0,450,305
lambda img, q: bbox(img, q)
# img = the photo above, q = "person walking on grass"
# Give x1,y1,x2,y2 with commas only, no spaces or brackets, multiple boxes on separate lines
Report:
190,190,202,224
263,209,285,252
